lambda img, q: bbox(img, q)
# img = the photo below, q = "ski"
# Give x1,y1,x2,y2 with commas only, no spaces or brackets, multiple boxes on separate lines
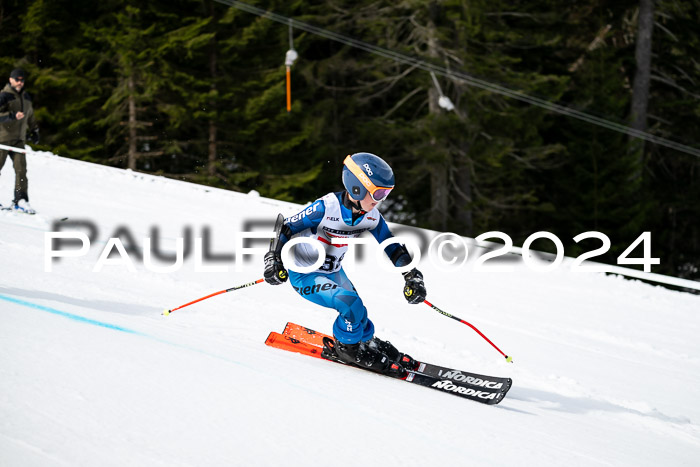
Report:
412,361,512,394
282,322,512,392
1,206,36,215
267,323,512,405
281,322,328,347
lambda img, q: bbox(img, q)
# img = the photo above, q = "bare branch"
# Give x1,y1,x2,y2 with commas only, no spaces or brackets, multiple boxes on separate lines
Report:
382,86,424,119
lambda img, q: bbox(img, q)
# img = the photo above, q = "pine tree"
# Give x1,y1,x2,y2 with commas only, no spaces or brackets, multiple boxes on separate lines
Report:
83,2,176,170
0,1,29,70
300,0,569,236
644,0,700,279
3,0,697,279
10,0,107,158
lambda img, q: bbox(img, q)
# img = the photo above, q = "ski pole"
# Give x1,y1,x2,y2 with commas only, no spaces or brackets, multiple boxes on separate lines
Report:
423,300,513,363
162,278,265,316
0,143,27,153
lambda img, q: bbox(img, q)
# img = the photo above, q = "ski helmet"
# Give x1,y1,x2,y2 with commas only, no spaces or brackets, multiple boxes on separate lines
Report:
342,152,395,202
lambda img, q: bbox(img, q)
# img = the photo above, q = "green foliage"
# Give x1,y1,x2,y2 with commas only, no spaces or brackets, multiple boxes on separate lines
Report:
3,0,699,279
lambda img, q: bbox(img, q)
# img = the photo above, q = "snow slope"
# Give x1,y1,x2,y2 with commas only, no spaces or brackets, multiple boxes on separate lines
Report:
1,151,700,467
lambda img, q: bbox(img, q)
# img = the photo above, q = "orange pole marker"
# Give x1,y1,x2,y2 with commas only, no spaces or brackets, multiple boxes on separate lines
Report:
286,66,292,112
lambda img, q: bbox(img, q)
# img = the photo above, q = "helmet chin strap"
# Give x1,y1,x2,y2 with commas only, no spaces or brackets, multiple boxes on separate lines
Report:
343,191,366,214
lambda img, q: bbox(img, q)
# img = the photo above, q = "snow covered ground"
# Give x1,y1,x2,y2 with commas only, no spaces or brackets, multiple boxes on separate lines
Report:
1,151,699,466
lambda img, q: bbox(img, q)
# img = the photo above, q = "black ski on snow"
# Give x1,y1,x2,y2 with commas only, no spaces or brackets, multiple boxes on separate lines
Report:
414,361,512,396
326,350,509,404
341,348,509,404
276,322,513,405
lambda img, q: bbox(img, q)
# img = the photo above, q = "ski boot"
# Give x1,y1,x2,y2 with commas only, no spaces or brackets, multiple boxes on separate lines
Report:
365,336,418,371
322,337,407,378
13,200,36,215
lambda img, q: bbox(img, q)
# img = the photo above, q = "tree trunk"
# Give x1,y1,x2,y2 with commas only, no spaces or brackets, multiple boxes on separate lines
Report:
208,120,217,176
453,150,473,235
429,145,449,231
629,0,654,172
127,74,137,170
427,9,448,231
206,0,218,177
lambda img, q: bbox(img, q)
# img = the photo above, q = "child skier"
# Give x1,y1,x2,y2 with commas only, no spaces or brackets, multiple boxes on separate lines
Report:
263,152,427,377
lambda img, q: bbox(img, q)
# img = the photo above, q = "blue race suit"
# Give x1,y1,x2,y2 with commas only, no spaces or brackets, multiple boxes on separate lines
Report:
281,192,411,344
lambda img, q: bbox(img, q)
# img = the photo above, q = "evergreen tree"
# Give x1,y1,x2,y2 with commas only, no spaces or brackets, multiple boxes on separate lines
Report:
2,0,698,278
82,2,176,170
644,0,700,279
299,0,568,237
0,0,29,70
10,0,106,158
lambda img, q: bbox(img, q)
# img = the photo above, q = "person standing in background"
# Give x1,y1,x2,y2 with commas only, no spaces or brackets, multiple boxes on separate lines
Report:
0,68,40,214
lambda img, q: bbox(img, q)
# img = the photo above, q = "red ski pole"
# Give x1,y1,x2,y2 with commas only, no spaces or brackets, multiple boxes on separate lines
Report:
162,278,265,316
423,300,513,363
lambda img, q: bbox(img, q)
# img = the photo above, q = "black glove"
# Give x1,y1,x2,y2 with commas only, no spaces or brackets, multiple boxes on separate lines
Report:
402,268,426,304
264,251,288,285
28,127,39,144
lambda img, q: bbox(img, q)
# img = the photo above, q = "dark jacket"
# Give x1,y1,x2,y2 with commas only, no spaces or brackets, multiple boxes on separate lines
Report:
0,82,36,143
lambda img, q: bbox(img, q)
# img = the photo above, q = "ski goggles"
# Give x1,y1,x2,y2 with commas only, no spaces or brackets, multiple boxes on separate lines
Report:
343,155,394,202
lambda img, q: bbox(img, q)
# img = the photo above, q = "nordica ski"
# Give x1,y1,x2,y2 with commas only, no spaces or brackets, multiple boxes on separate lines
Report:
266,322,512,405
282,322,512,390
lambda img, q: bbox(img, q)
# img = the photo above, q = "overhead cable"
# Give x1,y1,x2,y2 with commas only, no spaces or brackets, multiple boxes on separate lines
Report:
215,0,700,158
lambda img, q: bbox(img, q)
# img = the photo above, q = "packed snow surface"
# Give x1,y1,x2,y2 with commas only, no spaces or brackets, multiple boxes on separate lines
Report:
1,152,699,466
